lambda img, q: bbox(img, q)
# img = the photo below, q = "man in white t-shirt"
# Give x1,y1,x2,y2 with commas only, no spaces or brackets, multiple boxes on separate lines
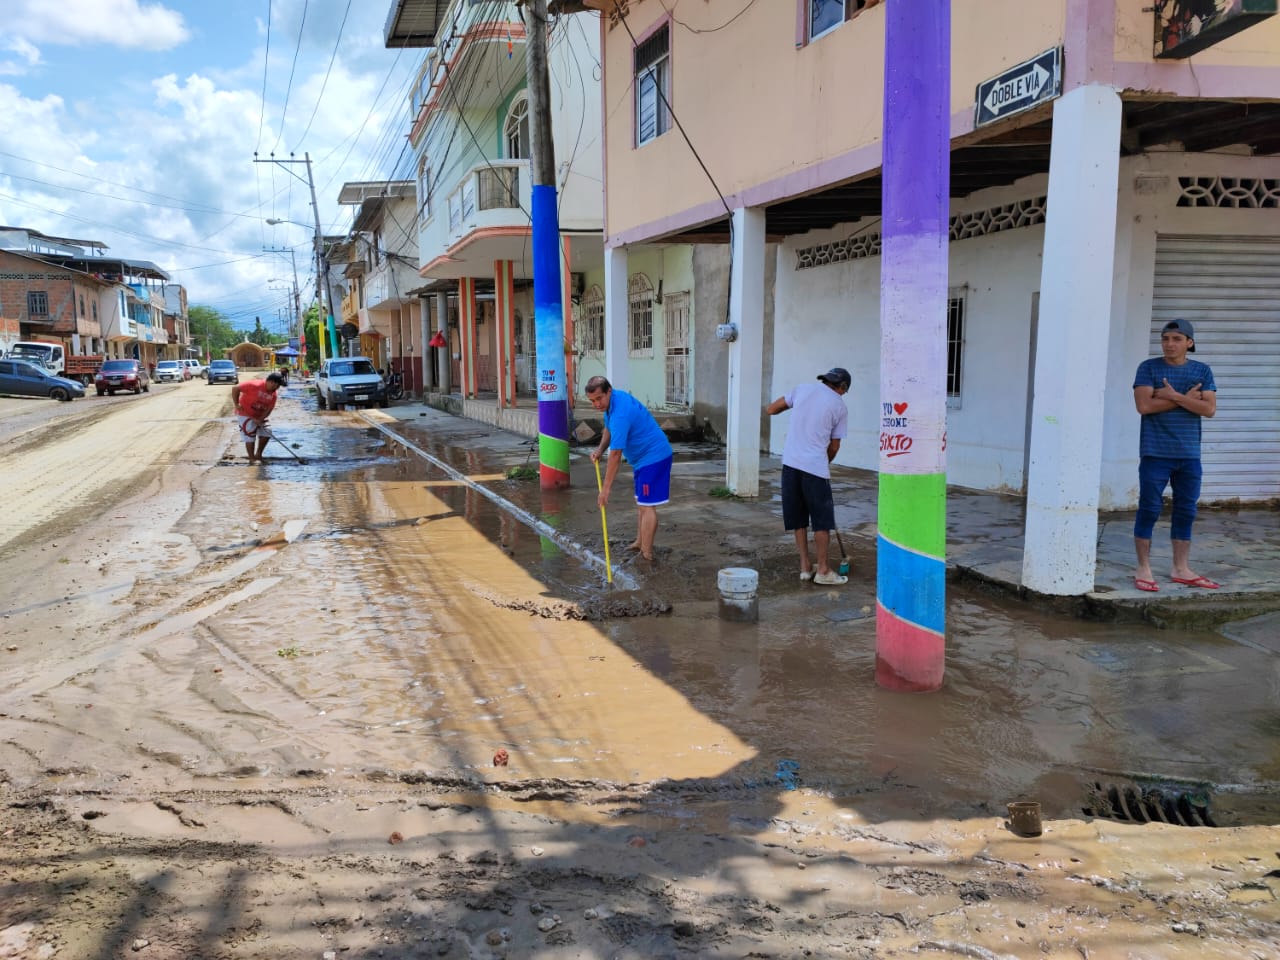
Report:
766,367,851,585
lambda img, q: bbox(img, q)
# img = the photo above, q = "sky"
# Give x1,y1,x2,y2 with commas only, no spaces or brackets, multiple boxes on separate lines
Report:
0,0,423,335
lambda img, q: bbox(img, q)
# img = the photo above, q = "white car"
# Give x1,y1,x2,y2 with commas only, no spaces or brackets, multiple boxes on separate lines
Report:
154,360,189,383
315,357,388,410
183,359,206,379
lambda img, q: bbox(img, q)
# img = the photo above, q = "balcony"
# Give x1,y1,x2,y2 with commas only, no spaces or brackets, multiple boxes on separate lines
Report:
421,160,532,280
340,289,360,323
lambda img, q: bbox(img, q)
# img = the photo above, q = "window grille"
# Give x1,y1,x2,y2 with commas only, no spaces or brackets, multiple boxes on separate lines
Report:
947,289,966,402
580,285,604,353
628,274,654,356
27,291,48,316
477,166,520,210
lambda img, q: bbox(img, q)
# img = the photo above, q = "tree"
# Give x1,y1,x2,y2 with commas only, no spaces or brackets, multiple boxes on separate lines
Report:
188,306,239,361
301,303,323,372
249,316,272,347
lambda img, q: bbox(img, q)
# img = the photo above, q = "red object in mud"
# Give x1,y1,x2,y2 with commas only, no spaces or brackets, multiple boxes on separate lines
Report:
388,831,404,844
493,749,509,767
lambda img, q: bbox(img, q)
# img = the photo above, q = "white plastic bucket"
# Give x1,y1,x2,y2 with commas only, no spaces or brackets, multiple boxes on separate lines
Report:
717,567,759,622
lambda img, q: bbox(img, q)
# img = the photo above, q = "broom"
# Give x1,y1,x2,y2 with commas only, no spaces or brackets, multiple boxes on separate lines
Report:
834,527,850,577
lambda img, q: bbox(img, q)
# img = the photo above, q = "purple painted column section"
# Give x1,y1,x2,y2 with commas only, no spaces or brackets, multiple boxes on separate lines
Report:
876,0,950,692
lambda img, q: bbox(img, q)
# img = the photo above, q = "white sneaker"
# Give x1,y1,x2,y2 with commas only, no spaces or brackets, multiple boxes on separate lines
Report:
799,570,813,582
813,571,848,586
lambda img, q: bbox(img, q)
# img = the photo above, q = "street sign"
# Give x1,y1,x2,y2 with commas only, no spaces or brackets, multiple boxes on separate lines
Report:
975,48,1062,128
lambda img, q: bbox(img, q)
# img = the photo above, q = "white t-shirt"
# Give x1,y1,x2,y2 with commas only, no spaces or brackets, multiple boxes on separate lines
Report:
781,382,848,479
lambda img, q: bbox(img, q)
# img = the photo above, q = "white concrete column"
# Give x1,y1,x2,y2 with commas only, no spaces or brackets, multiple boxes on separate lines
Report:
435,291,451,392
726,206,766,497
603,245,628,387
1022,85,1122,595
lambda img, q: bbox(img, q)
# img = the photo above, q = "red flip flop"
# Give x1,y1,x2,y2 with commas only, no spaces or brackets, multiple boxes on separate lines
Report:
1134,578,1159,593
1171,576,1220,589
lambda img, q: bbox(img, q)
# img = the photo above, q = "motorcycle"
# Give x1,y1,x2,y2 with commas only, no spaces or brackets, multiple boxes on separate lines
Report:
385,370,404,402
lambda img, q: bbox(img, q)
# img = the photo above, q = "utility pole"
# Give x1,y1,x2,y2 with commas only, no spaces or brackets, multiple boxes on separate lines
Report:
264,245,302,336
254,152,335,365
875,1,950,692
527,0,571,489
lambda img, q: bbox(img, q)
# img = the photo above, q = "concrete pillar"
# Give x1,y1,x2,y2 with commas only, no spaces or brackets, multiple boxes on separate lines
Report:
435,290,451,393
725,206,766,497
561,236,575,401
458,277,478,398
494,260,517,407
603,245,628,387
1022,85,1122,595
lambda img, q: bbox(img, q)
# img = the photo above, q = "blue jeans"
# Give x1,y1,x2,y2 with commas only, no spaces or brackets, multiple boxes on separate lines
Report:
1134,456,1202,541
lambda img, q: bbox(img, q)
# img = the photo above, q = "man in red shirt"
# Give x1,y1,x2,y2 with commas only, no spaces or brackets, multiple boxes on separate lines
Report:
231,371,285,464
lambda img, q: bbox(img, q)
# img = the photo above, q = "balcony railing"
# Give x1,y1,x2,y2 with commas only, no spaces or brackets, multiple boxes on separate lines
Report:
448,161,522,231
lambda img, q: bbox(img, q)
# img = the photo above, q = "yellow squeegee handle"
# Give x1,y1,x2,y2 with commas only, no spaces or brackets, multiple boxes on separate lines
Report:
593,457,613,584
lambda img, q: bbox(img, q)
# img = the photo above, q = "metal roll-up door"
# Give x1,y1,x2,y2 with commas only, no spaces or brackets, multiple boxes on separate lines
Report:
1152,235,1280,502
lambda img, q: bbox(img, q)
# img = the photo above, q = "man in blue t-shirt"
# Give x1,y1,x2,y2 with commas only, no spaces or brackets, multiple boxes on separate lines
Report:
586,376,674,562
1131,318,1219,592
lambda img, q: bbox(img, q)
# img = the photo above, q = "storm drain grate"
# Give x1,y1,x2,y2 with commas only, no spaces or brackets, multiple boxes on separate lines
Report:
1083,780,1217,827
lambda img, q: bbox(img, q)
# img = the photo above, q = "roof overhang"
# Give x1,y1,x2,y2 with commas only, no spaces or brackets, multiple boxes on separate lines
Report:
384,0,450,48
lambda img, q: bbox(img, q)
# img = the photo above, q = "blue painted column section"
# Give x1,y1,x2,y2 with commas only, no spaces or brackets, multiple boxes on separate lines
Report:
532,184,570,489
876,0,950,692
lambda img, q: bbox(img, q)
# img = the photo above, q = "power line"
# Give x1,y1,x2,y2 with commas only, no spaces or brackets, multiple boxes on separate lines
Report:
270,0,310,155
291,0,353,152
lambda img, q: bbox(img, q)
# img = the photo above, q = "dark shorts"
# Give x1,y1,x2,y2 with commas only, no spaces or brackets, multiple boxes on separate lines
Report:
781,465,834,532
634,455,673,506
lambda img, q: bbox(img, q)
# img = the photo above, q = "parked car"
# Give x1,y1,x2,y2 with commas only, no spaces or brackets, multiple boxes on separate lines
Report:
207,359,239,385
154,360,190,383
0,358,86,402
95,359,150,396
315,357,388,410
182,359,205,379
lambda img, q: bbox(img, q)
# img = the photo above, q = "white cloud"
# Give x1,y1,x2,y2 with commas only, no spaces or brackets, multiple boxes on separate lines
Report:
7,0,189,51
0,38,42,76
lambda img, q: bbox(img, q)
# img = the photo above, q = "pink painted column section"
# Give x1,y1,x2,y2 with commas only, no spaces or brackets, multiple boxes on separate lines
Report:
458,277,477,398
494,260,516,407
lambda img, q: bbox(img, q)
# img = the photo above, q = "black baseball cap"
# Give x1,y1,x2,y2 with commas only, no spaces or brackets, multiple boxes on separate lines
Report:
817,367,851,389
1162,319,1195,352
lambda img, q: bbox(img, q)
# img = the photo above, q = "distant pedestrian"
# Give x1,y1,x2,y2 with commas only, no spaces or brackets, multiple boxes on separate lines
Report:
1132,319,1219,592
767,367,851,585
232,371,286,464
585,375,673,562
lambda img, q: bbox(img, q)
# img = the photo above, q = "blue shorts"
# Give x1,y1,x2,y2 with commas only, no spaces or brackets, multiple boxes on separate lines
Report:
781,465,835,532
633,455,672,506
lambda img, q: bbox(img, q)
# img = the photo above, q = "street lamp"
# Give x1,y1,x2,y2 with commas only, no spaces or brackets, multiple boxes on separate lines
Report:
267,211,333,363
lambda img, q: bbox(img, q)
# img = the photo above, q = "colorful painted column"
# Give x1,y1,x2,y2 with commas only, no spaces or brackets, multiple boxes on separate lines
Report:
876,0,950,692
458,276,477,398
533,184,570,489
494,260,517,407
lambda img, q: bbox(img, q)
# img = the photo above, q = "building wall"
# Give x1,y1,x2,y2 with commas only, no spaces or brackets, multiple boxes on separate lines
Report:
767,149,1280,506
601,0,1066,241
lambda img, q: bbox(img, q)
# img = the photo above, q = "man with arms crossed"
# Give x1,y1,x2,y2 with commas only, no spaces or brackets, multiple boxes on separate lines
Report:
1132,318,1219,592
586,376,674,562
767,367,851,586
232,370,286,464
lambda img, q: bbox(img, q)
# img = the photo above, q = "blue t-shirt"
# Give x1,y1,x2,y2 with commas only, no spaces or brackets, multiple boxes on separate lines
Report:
604,389,672,469
1133,357,1216,459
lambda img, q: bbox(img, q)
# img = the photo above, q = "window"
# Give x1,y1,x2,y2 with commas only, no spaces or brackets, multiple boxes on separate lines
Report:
947,288,966,403
27,291,48,316
92,302,98,321
634,23,670,146
417,156,431,220
580,284,604,353
505,94,529,159
628,274,654,356
79,294,85,317
807,0,877,42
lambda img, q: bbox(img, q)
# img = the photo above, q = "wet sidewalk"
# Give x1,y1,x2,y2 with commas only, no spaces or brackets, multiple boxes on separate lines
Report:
366,400,1280,630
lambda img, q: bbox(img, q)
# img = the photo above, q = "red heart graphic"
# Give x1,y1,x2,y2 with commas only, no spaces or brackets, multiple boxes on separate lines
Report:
893,402,908,415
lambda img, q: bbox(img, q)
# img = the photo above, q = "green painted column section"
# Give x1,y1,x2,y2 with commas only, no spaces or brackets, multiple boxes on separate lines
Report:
539,434,570,477
877,472,946,559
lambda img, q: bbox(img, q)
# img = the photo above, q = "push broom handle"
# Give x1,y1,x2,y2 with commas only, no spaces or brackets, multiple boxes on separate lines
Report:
593,458,613,584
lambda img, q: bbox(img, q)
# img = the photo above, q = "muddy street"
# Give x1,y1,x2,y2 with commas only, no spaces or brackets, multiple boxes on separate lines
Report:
1,385,1278,959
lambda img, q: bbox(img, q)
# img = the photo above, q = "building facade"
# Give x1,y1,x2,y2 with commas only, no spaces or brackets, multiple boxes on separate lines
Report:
592,0,1280,594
